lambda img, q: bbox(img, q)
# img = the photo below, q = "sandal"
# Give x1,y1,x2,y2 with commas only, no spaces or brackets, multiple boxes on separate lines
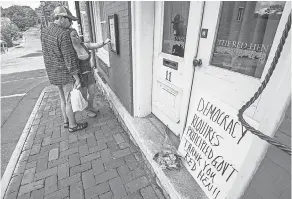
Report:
68,122,88,133
64,122,69,128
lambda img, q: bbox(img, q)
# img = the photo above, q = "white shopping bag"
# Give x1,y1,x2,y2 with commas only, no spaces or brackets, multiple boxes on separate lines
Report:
71,88,88,112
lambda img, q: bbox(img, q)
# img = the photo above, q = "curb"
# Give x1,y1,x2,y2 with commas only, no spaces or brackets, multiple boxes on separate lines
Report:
0,86,53,199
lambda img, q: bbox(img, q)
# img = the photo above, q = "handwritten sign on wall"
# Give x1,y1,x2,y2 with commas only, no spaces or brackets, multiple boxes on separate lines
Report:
178,93,258,199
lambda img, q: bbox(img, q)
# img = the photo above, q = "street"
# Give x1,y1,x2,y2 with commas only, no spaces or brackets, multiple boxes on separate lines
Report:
1,27,49,176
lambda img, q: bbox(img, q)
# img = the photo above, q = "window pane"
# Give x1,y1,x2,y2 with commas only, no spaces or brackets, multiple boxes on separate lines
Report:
99,2,108,51
162,1,190,58
80,11,90,42
211,1,285,78
236,8,244,21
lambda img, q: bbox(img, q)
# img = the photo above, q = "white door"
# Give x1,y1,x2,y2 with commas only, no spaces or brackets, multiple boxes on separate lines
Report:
179,1,290,199
152,1,204,136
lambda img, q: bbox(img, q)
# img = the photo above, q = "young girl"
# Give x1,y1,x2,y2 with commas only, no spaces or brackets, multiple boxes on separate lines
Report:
69,28,110,117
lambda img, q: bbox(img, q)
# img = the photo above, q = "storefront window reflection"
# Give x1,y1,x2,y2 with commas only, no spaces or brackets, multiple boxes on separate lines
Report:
162,2,190,58
211,1,285,78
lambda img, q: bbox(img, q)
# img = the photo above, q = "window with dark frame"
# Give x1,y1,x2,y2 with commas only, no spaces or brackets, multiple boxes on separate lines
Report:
236,7,244,21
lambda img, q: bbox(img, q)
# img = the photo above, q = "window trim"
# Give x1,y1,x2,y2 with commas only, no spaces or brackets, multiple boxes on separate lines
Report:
92,2,110,67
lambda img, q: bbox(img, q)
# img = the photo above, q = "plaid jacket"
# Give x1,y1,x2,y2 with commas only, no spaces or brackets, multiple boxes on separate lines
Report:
41,23,79,86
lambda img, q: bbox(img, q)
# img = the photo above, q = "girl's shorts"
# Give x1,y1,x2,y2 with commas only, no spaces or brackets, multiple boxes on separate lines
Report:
81,72,96,88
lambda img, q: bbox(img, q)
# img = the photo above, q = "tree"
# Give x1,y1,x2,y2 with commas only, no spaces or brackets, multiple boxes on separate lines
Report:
0,18,20,47
1,5,38,31
38,1,69,26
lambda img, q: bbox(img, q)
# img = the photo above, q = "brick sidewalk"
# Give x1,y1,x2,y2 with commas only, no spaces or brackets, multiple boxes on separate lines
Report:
3,87,166,199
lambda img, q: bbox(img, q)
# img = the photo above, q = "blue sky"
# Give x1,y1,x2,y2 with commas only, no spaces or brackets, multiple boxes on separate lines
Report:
0,1,40,9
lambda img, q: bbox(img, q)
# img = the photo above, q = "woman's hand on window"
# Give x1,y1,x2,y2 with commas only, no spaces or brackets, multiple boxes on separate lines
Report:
104,38,111,44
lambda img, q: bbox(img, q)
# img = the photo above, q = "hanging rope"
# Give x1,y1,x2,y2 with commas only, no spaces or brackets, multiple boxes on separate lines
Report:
238,13,291,156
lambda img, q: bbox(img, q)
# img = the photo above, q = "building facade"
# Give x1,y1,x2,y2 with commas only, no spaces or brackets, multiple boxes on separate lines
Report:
69,2,291,199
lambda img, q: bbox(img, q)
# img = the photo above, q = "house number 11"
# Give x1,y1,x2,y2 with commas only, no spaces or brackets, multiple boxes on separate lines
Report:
165,71,172,82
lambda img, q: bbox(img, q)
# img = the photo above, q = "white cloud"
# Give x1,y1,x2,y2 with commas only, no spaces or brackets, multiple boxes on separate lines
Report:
0,1,40,9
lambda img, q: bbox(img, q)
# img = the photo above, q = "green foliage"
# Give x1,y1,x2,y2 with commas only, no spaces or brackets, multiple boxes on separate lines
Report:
1,5,38,31
38,1,69,24
1,32,13,47
0,18,20,47
0,2,68,45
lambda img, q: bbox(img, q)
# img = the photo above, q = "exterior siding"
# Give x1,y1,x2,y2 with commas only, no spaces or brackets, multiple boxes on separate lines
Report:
107,1,133,116
243,101,291,199
95,1,133,115
97,58,110,77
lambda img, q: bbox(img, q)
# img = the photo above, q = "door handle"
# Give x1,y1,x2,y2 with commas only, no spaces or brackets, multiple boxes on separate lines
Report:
193,58,202,67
